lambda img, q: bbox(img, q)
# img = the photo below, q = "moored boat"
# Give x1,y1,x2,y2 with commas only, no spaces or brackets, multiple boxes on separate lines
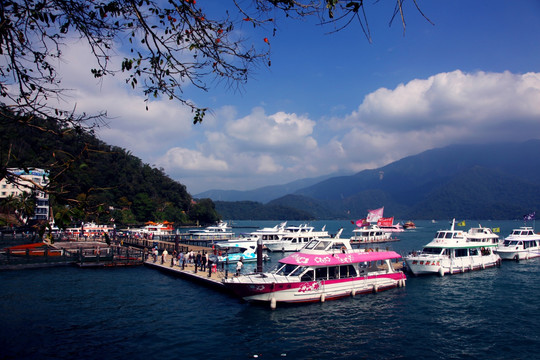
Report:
403,221,416,230
130,221,174,238
65,222,115,238
377,217,404,232
244,222,288,249
222,235,406,308
349,224,396,244
3,242,64,257
215,239,269,263
186,221,235,241
495,226,540,261
264,224,333,252
404,220,500,276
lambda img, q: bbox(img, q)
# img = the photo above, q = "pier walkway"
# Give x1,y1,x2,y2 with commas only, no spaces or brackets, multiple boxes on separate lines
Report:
143,257,237,295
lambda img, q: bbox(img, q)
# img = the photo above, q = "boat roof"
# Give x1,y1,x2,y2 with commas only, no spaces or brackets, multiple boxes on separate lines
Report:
215,240,257,249
279,250,401,267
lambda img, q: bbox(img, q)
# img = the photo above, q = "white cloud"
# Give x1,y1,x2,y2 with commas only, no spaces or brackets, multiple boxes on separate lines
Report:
338,70,540,135
325,70,540,175
55,40,195,160
225,107,317,153
49,42,540,194
160,147,229,172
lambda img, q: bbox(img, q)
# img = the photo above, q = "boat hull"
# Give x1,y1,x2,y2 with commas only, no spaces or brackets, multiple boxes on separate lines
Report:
405,254,500,276
224,273,406,304
496,248,540,261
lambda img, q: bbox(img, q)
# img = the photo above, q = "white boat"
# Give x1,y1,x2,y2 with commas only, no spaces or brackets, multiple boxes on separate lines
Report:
215,239,269,263
377,217,404,232
350,224,396,244
130,221,174,237
404,220,501,276
65,222,115,237
264,224,333,252
187,221,235,241
222,234,406,308
495,226,540,261
244,222,289,248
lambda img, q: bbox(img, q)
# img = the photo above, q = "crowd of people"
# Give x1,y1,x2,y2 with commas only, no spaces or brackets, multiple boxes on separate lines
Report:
145,247,226,275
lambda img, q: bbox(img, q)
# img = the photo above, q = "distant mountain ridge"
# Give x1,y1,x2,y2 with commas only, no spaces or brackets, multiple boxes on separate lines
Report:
194,172,351,203
212,140,540,220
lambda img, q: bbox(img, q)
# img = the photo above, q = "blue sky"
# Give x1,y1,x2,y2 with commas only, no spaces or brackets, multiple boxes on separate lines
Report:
56,1,540,194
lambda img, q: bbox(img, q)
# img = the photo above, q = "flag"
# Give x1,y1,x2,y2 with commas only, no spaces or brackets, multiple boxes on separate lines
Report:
355,218,368,227
377,217,394,227
492,227,500,233
523,212,536,221
457,220,466,227
366,207,384,223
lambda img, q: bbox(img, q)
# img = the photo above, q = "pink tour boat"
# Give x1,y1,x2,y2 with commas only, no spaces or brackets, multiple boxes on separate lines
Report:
222,235,406,308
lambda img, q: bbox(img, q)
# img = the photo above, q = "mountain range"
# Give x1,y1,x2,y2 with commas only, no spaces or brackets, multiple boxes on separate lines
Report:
197,140,540,220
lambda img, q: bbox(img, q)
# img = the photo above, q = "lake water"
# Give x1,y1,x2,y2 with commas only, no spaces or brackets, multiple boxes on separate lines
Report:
1,220,539,359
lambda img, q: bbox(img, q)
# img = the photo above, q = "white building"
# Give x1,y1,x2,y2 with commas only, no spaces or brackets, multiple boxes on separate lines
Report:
0,168,50,222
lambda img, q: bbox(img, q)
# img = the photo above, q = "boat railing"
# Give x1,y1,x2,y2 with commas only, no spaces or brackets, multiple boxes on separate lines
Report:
235,272,295,284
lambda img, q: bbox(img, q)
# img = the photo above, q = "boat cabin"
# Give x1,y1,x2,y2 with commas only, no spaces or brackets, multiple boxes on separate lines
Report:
509,228,535,236
502,239,539,248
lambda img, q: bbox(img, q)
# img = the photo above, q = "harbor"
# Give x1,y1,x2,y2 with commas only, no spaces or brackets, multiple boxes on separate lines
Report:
1,219,540,359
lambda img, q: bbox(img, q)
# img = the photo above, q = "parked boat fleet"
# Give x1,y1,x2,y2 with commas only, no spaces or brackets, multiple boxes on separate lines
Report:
211,216,540,308
44,207,540,309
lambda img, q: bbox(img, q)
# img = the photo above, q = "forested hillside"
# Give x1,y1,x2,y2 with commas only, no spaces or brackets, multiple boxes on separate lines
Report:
0,111,219,227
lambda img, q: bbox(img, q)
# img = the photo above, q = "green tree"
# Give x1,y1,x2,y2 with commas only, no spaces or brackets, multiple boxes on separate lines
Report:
0,0,423,126
189,198,220,225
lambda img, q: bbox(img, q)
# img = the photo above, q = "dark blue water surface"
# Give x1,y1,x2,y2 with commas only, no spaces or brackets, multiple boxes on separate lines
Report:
1,220,539,360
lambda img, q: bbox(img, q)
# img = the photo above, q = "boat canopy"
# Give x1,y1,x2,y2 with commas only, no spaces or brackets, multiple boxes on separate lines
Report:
279,250,401,267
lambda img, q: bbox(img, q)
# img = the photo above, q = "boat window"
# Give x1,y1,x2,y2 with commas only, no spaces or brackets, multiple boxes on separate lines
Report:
315,241,331,250
455,249,468,257
300,270,315,282
304,240,318,250
315,267,328,280
527,231,534,236
290,266,307,277
422,247,442,255
328,266,339,279
436,232,444,238
340,265,357,278
445,232,454,239
470,248,479,256
275,264,299,276
332,242,347,251
222,247,243,255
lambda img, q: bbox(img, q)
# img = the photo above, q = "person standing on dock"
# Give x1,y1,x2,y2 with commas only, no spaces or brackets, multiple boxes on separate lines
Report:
162,248,168,264
236,259,243,276
201,252,207,272
196,251,202,269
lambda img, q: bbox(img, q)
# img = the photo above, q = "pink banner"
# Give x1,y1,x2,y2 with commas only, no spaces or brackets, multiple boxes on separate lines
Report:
377,217,394,227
